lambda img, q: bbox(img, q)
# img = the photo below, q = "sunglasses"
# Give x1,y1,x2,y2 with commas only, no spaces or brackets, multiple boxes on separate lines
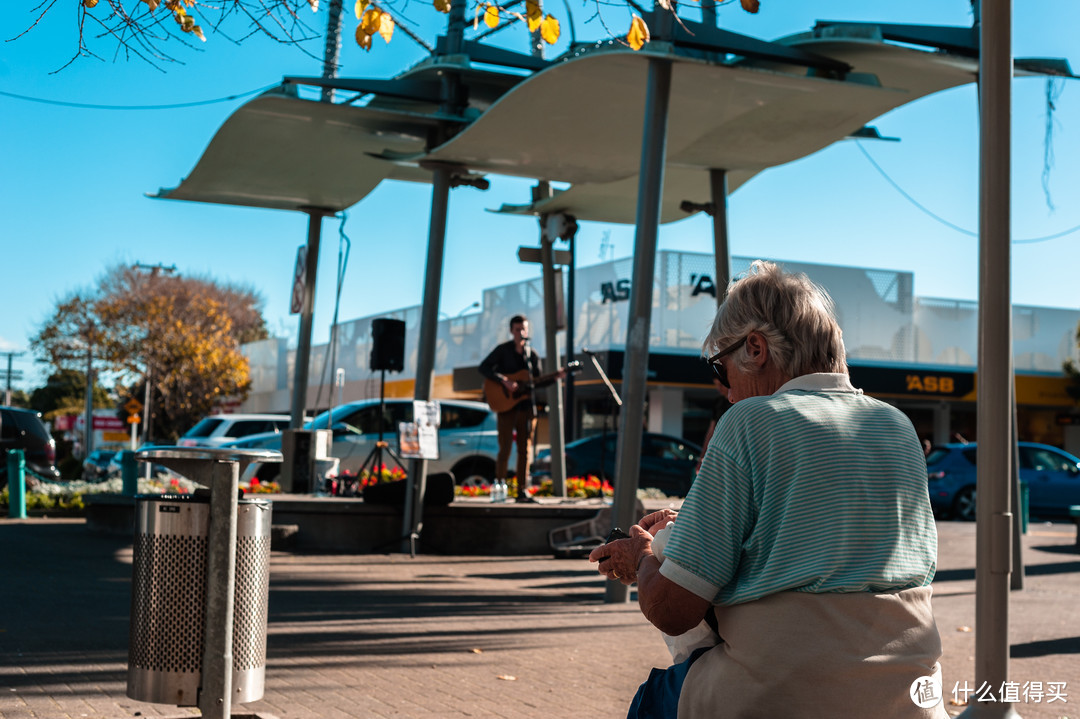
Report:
706,336,747,389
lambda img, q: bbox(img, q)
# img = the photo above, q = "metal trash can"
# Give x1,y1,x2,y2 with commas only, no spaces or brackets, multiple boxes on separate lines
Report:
127,493,273,706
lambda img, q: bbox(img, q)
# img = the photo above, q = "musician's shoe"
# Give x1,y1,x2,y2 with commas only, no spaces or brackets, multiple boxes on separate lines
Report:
515,494,538,504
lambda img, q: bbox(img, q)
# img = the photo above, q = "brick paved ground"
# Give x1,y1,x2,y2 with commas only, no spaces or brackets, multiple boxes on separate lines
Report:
0,516,1076,718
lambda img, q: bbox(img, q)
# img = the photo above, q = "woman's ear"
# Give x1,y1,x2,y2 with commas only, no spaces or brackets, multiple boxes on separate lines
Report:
745,331,770,369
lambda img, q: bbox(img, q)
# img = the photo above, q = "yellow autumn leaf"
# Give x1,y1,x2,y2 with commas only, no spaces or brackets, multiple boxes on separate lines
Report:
145,0,160,10
354,0,368,18
484,4,500,28
525,0,541,31
361,7,382,35
378,11,394,43
83,0,98,7
433,0,451,13
626,14,649,51
309,0,320,10
355,25,373,49
180,14,195,31
740,0,759,12
192,24,205,41
539,13,559,44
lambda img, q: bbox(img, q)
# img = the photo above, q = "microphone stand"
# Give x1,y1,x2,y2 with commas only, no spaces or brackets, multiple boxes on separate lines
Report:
583,350,621,504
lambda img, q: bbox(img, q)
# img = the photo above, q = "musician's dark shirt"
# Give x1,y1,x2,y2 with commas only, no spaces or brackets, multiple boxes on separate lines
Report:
479,341,540,413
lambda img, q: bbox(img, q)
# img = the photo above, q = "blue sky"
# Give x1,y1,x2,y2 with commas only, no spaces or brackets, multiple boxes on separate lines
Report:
1,0,1078,394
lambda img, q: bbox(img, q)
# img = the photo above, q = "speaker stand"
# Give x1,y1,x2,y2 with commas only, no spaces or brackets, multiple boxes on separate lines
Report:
348,368,406,496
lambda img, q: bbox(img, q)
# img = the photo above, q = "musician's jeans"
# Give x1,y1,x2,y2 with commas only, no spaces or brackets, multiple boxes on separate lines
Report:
496,406,535,487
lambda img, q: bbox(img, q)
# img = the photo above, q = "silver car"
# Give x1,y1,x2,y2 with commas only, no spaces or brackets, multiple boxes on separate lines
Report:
239,399,511,488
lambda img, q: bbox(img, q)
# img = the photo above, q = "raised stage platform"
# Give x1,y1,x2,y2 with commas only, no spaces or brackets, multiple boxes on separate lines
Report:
85,493,677,555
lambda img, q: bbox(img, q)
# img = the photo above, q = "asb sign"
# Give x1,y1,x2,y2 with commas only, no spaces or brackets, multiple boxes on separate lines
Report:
600,274,718,303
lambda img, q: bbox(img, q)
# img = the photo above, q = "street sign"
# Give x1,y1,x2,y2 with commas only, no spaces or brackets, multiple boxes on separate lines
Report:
127,414,141,424
290,244,307,314
518,246,572,266
124,398,144,415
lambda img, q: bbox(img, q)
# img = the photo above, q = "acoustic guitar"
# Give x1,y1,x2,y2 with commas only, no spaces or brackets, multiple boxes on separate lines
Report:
483,360,583,414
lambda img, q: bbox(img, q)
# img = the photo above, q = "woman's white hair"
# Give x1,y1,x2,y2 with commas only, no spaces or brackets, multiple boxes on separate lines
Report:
704,260,847,378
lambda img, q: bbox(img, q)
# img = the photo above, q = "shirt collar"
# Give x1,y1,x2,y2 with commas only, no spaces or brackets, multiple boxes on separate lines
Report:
774,373,861,395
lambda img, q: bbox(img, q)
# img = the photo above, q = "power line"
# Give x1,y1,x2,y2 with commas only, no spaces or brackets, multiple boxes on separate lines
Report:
0,83,279,111
854,140,1080,245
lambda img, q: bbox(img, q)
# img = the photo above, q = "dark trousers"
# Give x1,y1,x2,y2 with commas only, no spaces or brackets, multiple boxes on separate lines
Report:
496,406,535,484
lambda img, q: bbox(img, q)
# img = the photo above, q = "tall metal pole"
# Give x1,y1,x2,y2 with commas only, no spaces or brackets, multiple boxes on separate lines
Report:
540,226,567,496
960,0,1016,715
291,210,328,430
321,0,344,103
83,344,93,459
709,168,731,302
607,57,673,603
565,231,576,440
401,0,466,554
402,165,453,554
198,459,241,719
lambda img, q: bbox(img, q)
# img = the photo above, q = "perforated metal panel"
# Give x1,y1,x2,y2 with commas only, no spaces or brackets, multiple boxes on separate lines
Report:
127,494,272,707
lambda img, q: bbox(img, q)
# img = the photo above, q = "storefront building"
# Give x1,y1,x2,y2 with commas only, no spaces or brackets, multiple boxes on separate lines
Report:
239,252,1080,454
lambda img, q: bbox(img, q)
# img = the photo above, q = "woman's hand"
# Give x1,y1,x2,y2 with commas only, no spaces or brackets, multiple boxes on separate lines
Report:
638,508,678,536
588,525,653,585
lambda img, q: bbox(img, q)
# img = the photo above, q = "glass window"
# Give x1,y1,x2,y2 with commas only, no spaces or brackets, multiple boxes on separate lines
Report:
440,405,489,429
184,418,223,438
925,448,951,466
228,420,266,437
1025,448,1075,473
962,448,977,466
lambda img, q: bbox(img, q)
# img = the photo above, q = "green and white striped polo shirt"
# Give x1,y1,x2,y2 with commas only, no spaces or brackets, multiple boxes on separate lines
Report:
660,373,937,606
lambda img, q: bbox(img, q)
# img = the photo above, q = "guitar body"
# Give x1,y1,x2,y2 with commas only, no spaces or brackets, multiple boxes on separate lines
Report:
483,361,582,414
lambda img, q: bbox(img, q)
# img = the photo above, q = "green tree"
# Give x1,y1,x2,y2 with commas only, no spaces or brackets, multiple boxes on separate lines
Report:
29,369,113,419
32,265,268,442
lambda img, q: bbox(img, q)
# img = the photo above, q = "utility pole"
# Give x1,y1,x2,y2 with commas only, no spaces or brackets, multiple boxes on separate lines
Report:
1,352,25,405
133,263,177,277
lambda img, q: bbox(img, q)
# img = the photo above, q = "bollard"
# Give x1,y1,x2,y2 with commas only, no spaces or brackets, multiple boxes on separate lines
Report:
6,449,27,519
1019,481,1029,535
120,450,139,496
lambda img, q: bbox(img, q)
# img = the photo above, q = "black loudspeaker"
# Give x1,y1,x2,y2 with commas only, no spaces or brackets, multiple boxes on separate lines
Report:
371,318,406,372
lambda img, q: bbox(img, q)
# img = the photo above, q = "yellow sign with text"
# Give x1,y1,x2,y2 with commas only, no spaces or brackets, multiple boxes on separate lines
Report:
905,375,956,394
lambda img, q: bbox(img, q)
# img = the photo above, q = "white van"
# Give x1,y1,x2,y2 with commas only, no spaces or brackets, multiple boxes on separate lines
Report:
178,413,291,448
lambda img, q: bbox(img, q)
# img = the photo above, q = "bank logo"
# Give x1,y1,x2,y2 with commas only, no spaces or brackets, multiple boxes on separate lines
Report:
910,674,943,708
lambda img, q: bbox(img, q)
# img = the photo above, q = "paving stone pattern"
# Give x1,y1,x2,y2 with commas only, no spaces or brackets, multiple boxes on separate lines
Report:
0,517,1076,718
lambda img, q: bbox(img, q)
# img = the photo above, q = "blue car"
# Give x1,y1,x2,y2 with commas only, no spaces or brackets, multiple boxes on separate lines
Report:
926,441,1080,521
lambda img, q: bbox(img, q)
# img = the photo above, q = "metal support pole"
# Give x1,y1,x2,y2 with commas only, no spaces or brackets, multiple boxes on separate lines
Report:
541,232,567,497
960,1,1016,715
291,210,328,430
565,231,577,440
701,0,716,27
121,450,138,497
709,169,731,302
84,346,93,459
607,57,673,604
7,449,26,519
402,166,453,554
199,459,240,719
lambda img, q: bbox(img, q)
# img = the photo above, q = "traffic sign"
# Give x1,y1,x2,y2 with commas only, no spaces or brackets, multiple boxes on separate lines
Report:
127,414,141,424
124,398,143,415
518,246,572,265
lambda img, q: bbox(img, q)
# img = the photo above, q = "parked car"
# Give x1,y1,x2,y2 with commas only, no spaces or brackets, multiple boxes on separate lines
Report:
82,448,118,481
177,414,290,448
0,406,60,486
532,432,702,498
243,399,511,487
927,441,1080,521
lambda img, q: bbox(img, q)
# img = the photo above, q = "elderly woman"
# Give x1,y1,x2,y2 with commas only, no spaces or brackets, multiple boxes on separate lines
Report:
591,261,945,718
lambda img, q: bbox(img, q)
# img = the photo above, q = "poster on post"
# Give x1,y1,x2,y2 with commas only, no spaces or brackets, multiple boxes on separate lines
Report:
398,400,440,460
